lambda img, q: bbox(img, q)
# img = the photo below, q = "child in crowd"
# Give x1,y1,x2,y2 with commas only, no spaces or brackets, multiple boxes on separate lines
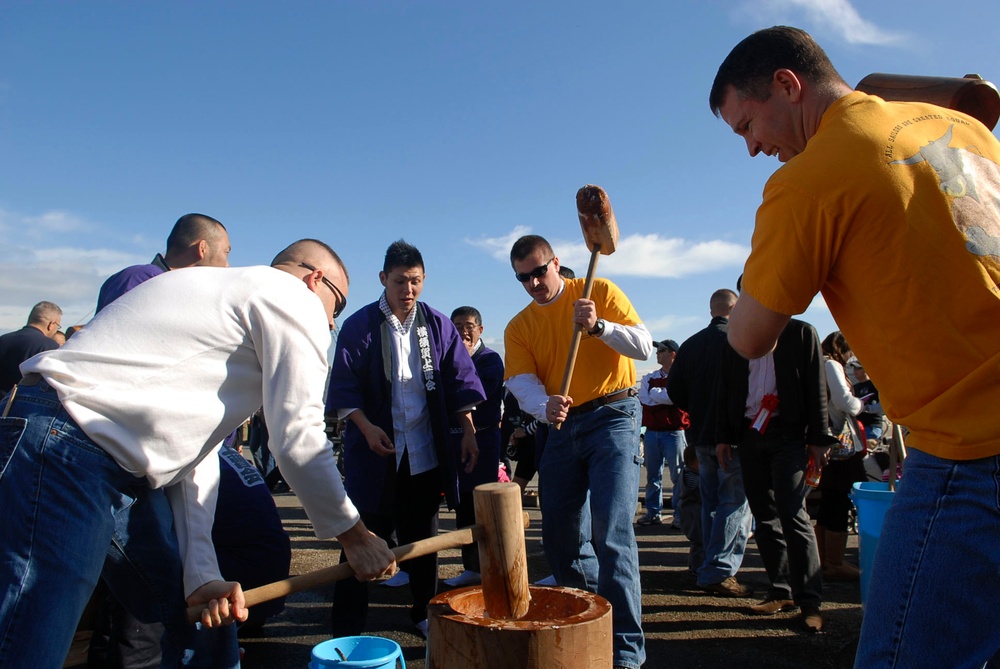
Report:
677,445,704,575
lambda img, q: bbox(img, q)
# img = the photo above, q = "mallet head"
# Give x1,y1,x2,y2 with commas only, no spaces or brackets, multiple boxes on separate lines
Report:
576,185,619,255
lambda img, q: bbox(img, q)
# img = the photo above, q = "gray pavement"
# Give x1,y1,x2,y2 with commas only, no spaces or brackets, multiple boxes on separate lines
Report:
234,477,863,669
65,466,863,668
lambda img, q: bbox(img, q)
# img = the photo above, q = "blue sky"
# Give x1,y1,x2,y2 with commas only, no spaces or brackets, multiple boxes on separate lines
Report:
2,1,998,376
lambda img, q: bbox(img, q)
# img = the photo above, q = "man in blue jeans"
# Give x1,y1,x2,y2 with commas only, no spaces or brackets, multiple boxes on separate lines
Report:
0,240,396,669
668,289,753,597
637,339,689,528
711,26,1000,666
504,234,652,669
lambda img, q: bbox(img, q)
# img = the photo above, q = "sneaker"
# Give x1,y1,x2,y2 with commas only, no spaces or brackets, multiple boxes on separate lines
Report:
699,576,752,598
443,570,481,587
414,619,429,639
749,595,796,615
801,606,823,633
636,514,661,526
380,570,410,587
534,574,558,586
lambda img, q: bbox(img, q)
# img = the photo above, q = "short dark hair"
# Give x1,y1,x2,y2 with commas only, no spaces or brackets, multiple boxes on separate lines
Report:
510,235,553,266
709,26,846,116
451,306,482,325
166,213,226,254
558,266,576,279
383,239,423,274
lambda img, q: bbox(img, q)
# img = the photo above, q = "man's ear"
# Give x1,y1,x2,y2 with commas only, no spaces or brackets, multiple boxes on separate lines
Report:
773,69,803,102
195,239,208,261
379,271,387,288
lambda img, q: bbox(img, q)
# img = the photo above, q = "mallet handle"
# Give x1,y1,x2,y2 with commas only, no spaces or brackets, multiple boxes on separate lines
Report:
186,514,528,624
554,245,602,430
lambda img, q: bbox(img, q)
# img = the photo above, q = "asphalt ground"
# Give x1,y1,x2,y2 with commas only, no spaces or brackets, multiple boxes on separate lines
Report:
232,482,863,669
65,471,864,669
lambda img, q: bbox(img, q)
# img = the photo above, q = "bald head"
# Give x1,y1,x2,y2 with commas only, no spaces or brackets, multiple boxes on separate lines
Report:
164,213,231,269
709,289,738,318
271,239,348,281
272,239,350,330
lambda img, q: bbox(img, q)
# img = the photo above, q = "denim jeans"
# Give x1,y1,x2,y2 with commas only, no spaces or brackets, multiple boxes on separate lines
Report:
0,381,239,669
854,449,1000,669
695,444,752,587
539,395,644,669
643,429,685,517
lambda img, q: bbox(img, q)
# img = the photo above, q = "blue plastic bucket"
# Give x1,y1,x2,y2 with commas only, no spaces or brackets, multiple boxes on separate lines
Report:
309,636,406,669
850,481,896,606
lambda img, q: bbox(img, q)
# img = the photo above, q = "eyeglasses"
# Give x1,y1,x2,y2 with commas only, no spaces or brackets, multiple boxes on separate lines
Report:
299,263,347,319
514,258,555,283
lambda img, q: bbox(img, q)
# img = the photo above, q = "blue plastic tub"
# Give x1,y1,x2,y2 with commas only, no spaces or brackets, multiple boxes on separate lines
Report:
850,481,896,606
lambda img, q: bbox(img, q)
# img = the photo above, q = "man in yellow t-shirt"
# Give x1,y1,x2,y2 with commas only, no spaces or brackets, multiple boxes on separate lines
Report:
504,234,652,669
710,26,1000,668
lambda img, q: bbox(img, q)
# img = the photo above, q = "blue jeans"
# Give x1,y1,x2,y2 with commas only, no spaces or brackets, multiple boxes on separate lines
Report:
696,444,752,587
643,429,685,517
0,381,239,669
539,395,644,669
854,449,1000,668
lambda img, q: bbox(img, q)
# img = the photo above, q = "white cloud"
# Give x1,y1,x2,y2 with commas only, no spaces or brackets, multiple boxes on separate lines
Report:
0,208,151,333
743,0,905,46
466,225,533,262
468,229,748,279
24,210,92,233
642,313,704,337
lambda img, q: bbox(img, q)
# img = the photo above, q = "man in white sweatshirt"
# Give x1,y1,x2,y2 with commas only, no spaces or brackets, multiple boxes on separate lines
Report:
0,239,396,669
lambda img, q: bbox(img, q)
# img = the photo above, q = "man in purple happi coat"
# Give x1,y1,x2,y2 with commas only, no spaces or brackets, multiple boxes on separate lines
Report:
326,239,485,639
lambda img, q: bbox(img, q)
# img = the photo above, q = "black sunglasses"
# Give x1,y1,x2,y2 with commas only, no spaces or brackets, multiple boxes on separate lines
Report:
514,258,554,283
299,263,347,318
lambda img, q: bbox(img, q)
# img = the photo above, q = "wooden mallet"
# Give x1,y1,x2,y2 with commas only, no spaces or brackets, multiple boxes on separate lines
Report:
554,185,620,429
185,492,529,624
856,73,1000,131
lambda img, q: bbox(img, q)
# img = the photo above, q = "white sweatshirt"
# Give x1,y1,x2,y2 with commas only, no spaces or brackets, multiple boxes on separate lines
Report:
24,265,360,596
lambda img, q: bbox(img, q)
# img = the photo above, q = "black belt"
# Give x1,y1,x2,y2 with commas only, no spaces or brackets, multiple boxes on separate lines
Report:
568,388,637,416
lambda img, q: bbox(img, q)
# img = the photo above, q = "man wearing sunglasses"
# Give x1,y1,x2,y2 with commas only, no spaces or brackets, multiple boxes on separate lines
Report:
504,234,653,669
0,239,396,669
327,239,485,639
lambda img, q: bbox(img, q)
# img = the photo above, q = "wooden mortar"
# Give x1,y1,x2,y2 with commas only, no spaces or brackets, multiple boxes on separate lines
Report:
426,482,614,668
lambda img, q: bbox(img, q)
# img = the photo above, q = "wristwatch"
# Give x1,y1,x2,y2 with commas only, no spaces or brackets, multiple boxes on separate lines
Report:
588,318,606,337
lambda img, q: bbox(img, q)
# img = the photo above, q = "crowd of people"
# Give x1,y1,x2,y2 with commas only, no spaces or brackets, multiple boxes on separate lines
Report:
1,22,998,669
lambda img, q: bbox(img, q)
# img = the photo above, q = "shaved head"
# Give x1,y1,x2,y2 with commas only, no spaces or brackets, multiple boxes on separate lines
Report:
710,289,738,317
271,239,350,330
166,214,227,255
271,238,348,283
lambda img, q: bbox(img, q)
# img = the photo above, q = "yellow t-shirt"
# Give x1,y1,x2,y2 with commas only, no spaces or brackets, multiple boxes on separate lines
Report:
743,91,1000,460
504,277,641,405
